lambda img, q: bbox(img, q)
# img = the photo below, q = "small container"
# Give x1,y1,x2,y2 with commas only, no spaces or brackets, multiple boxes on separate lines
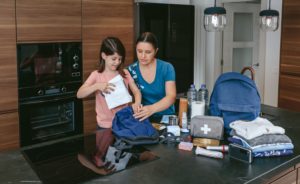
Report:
168,115,178,125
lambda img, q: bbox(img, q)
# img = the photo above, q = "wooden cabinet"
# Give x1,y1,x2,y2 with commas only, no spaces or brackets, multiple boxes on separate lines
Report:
0,112,19,150
83,99,96,134
0,0,18,113
0,0,19,151
82,0,134,80
266,165,300,184
269,170,297,184
279,0,300,111
16,0,82,42
81,0,134,130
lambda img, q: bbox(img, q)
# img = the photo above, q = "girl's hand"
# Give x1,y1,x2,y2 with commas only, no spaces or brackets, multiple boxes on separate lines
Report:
97,83,115,94
132,103,142,114
133,105,155,121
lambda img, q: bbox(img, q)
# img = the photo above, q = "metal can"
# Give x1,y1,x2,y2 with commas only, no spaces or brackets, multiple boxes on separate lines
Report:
168,115,178,125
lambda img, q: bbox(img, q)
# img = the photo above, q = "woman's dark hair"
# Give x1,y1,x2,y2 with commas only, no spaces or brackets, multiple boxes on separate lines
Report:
98,37,126,77
136,32,158,50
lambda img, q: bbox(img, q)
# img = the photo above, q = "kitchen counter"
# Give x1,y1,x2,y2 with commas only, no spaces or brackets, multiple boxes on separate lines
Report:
1,105,300,184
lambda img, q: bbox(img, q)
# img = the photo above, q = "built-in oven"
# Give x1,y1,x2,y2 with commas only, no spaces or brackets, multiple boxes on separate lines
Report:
19,95,83,146
17,42,83,147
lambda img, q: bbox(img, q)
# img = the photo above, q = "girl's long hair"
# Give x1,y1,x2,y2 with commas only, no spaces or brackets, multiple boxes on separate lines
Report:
98,37,126,77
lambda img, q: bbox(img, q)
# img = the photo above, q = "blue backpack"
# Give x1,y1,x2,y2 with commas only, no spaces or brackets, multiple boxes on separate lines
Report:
209,71,261,132
112,106,159,148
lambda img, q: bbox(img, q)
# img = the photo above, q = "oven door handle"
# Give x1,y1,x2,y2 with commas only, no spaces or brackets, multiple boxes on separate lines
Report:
20,95,77,105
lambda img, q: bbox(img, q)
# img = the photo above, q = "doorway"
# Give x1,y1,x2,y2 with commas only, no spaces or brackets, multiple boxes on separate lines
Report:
222,2,263,96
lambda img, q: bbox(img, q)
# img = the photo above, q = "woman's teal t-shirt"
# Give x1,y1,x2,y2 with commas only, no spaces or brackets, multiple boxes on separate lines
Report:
128,59,176,117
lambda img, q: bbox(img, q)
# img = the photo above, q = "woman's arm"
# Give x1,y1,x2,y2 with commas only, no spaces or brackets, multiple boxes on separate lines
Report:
128,80,142,113
124,69,142,113
134,81,176,121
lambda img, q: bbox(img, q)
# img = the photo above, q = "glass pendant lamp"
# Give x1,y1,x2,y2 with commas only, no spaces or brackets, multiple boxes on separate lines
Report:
204,0,227,32
259,0,279,31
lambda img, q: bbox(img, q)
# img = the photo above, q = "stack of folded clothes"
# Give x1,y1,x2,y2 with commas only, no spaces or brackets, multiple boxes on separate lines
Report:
228,117,294,158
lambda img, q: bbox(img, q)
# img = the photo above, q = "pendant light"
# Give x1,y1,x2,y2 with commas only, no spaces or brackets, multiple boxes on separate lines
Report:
259,0,279,31
204,0,227,32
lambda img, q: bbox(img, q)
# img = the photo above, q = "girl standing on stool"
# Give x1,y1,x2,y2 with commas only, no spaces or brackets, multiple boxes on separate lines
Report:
77,37,141,129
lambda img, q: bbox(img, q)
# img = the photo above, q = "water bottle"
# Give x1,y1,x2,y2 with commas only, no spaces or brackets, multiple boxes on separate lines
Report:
187,84,197,122
198,84,209,106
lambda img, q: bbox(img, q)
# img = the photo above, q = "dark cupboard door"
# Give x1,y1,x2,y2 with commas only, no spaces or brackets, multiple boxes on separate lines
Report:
137,3,195,93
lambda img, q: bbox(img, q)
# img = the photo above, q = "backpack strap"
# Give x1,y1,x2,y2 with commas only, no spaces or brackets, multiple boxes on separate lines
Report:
241,67,255,80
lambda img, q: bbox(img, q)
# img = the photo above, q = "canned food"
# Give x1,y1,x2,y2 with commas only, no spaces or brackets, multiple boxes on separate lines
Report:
168,115,178,125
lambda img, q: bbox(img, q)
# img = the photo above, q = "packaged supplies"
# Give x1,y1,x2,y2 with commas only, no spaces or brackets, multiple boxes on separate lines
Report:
193,138,220,147
195,147,223,159
178,142,194,151
104,75,132,109
190,115,224,140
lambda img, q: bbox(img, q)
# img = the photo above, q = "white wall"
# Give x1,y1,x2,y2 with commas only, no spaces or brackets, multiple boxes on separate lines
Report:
261,0,282,107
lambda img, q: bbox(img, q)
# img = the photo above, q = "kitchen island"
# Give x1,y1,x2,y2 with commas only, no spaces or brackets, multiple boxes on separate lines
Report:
0,105,300,184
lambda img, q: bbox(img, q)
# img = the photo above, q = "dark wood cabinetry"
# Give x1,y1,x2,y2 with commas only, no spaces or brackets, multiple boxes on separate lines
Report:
82,0,134,79
0,0,18,112
83,99,96,134
279,0,300,111
0,0,134,150
16,0,82,42
81,0,134,133
0,112,19,151
0,0,19,150
266,165,299,184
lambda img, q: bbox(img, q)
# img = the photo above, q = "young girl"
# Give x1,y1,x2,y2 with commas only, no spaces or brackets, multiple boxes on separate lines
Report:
77,37,141,129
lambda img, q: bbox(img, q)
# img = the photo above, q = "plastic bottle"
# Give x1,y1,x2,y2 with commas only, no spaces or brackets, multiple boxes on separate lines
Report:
198,84,209,106
187,84,197,122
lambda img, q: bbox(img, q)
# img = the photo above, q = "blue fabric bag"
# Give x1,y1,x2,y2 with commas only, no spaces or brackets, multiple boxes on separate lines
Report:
209,72,261,132
112,106,159,147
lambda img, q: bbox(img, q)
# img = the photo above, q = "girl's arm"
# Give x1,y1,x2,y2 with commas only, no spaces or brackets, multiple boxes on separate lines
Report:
134,81,176,121
77,82,114,99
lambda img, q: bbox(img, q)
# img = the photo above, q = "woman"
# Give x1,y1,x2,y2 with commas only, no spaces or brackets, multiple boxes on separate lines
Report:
128,32,176,121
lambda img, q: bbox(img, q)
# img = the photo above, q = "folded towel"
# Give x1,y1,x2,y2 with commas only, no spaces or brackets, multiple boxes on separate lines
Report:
230,130,292,147
229,117,285,140
253,149,293,158
228,136,294,153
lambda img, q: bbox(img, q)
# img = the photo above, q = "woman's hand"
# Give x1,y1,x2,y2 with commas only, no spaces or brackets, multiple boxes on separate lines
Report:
131,103,142,114
96,82,115,94
133,105,155,121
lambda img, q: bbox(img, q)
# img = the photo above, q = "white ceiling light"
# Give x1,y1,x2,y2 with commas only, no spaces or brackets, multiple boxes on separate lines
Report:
204,0,227,32
259,0,279,31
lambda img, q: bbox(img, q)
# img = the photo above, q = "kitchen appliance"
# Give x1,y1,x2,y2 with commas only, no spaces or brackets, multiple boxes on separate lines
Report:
17,42,83,146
